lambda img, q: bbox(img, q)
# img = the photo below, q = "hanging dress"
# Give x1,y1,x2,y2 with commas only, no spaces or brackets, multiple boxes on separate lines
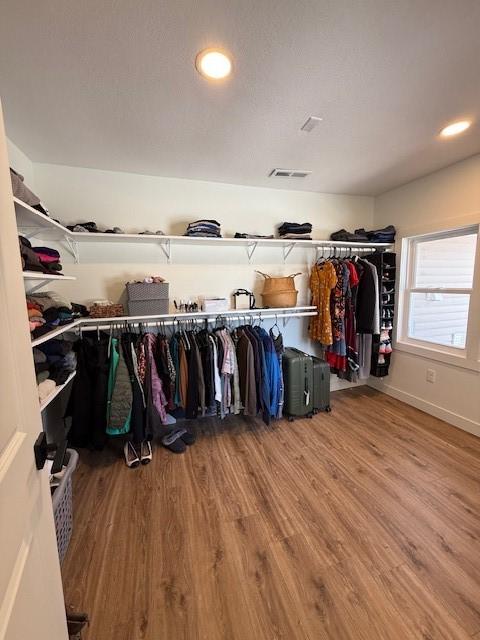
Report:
309,261,338,346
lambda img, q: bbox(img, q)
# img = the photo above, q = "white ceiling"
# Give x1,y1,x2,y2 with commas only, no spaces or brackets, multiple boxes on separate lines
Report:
1,0,479,196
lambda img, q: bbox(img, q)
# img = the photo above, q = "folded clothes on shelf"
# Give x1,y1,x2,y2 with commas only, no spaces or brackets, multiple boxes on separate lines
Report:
281,233,312,240
355,225,396,243
234,233,275,239
27,292,84,339
138,230,165,236
66,221,99,233
10,168,50,217
330,225,396,243
330,229,369,242
35,334,78,402
38,379,57,403
278,222,312,239
184,219,222,238
19,236,63,275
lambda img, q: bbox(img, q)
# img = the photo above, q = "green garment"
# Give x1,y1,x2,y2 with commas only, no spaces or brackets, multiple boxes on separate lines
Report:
106,337,131,436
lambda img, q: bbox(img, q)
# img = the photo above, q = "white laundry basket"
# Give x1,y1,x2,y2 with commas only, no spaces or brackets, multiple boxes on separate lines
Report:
52,448,79,563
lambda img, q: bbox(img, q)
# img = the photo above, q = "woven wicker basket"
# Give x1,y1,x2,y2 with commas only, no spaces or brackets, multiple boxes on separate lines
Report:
255,271,301,293
262,290,298,308
88,303,124,318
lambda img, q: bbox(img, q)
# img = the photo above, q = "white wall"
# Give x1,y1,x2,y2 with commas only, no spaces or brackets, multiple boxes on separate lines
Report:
371,154,480,435
31,161,374,391
7,137,35,187
33,161,373,304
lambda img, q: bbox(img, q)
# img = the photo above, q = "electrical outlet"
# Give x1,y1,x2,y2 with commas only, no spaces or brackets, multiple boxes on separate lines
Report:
426,368,436,383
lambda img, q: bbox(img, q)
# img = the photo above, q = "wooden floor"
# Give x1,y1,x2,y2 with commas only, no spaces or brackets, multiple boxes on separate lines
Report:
62,387,480,640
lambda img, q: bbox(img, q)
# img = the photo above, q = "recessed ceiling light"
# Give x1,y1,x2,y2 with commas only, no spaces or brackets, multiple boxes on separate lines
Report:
440,120,471,137
195,49,232,80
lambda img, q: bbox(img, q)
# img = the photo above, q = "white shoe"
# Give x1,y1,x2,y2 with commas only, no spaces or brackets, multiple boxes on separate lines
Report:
140,440,153,465
124,441,140,468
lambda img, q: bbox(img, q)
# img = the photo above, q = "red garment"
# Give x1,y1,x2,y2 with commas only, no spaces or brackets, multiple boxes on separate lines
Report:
27,301,43,311
346,261,359,288
35,253,59,264
325,352,347,371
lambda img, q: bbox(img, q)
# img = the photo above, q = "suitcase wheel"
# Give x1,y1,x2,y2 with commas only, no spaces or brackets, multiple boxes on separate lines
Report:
313,409,319,415
325,406,332,413
288,416,294,422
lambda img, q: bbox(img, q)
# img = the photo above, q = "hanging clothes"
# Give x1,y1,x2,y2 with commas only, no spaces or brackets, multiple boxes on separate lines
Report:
67,332,110,450
309,251,389,381
143,332,167,433
309,261,337,346
269,325,285,419
325,260,349,372
106,336,131,436
67,319,286,457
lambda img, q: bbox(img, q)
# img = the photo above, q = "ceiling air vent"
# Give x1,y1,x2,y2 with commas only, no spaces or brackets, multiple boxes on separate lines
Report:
269,169,311,178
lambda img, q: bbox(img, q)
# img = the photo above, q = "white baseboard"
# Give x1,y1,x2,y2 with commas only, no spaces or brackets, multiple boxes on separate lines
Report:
331,378,365,392
368,380,480,438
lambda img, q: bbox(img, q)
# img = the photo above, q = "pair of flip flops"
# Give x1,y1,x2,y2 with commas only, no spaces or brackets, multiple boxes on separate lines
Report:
162,428,195,453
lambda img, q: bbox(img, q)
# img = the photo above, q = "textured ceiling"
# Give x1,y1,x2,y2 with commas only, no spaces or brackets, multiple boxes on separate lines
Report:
1,0,479,195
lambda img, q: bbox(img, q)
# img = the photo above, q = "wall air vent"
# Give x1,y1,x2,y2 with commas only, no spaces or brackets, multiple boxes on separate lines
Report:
269,169,311,178
301,116,323,132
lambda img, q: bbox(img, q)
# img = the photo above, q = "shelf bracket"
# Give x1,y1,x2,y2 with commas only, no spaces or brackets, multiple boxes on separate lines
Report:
283,243,295,262
64,237,80,263
25,280,50,294
246,241,258,263
23,228,44,241
159,238,171,263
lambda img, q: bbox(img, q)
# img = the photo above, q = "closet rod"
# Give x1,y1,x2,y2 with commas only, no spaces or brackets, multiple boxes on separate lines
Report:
79,306,316,325
79,311,317,332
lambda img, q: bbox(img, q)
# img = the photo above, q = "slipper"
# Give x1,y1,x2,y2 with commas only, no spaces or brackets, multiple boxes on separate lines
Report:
162,428,187,453
180,430,196,446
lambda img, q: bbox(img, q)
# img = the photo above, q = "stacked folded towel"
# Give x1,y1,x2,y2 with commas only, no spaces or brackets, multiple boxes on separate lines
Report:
34,337,77,402
184,219,222,238
278,222,312,240
27,292,85,339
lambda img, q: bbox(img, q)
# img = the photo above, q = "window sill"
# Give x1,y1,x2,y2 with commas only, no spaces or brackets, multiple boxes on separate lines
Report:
395,339,480,372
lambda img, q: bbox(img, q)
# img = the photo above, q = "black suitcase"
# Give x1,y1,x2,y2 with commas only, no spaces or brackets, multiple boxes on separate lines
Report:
282,347,314,420
311,356,331,412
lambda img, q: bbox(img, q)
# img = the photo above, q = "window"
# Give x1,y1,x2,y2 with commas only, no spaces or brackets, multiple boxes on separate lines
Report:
399,225,479,366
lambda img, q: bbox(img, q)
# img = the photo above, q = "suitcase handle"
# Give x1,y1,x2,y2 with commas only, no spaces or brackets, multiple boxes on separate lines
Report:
304,371,310,406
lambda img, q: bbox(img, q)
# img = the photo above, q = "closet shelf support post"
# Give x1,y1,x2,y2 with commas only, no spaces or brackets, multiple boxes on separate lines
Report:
159,238,171,263
283,243,295,262
64,237,80,263
246,241,258,262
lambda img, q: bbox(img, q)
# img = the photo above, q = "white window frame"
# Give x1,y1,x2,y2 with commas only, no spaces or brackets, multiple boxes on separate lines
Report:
397,223,480,372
